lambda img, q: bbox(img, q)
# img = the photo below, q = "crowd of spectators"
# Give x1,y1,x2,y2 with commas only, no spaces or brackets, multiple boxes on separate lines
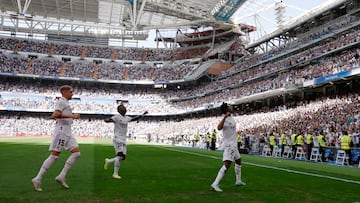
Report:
1,11,360,173
0,41,359,113
0,8,360,152
165,43,359,110
231,12,359,71
0,12,357,86
0,53,194,81
165,27,360,107
0,37,208,61
1,94,359,153
0,19,358,111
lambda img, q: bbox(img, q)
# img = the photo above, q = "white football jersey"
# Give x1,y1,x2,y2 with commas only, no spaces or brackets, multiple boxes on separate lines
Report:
54,97,73,136
111,114,132,143
222,116,237,147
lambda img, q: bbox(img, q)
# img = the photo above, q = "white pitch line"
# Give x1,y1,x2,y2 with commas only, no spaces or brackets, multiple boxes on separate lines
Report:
155,145,360,185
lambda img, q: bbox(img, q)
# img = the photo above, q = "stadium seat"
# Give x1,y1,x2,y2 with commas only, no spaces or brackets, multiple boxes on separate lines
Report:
309,148,322,163
262,145,271,157
295,147,306,160
335,150,349,166
282,146,291,158
351,151,360,163
324,149,332,159
272,146,281,158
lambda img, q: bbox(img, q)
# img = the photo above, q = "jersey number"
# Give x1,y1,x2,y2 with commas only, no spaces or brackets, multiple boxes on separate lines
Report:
58,139,65,147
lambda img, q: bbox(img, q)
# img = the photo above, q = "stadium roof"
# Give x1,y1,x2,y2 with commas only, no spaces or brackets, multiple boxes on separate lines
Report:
0,0,231,38
0,0,344,41
231,0,348,43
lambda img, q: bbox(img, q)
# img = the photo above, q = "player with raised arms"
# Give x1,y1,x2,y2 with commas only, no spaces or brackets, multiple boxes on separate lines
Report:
103,104,148,179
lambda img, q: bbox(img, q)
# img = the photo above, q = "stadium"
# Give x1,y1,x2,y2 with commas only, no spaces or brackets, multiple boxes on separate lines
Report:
0,0,359,202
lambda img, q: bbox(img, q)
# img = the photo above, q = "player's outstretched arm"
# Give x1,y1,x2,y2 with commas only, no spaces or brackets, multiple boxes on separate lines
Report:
130,111,148,122
104,118,114,123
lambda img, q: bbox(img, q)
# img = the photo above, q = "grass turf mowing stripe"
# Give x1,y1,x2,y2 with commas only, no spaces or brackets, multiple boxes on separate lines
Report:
1,141,359,202
154,145,360,185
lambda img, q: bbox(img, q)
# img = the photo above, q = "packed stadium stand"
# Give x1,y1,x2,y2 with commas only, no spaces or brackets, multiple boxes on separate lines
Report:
0,0,359,165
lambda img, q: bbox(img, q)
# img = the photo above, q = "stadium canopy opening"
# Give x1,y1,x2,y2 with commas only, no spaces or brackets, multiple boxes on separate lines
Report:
0,0,345,45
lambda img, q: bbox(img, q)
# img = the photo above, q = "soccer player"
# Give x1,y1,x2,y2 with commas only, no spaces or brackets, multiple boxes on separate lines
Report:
211,102,246,192
103,104,147,179
32,85,81,192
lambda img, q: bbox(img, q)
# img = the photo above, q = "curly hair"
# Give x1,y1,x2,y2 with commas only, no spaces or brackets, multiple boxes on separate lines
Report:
220,102,228,114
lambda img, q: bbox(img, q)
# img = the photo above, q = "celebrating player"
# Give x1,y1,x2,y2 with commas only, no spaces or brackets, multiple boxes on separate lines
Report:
103,104,148,179
211,102,246,192
32,85,81,192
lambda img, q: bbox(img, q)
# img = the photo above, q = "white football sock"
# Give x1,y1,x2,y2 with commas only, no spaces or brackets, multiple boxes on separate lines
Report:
235,164,242,182
114,156,122,175
108,157,118,163
212,165,227,185
58,152,80,178
34,155,58,181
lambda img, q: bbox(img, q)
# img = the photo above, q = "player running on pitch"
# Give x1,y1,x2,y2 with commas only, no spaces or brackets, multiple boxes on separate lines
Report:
32,85,81,192
103,104,147,179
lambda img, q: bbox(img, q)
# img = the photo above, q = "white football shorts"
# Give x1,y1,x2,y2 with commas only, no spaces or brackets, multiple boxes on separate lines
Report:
113,140,127,155
223,145,241,161
49,131,78,152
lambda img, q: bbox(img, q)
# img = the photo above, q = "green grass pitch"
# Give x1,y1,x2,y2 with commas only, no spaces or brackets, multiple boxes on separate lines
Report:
0,137,359,203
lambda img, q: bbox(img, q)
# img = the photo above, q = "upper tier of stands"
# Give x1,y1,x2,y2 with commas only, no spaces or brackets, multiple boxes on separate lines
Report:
1,40,359,115
0,8,359,114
